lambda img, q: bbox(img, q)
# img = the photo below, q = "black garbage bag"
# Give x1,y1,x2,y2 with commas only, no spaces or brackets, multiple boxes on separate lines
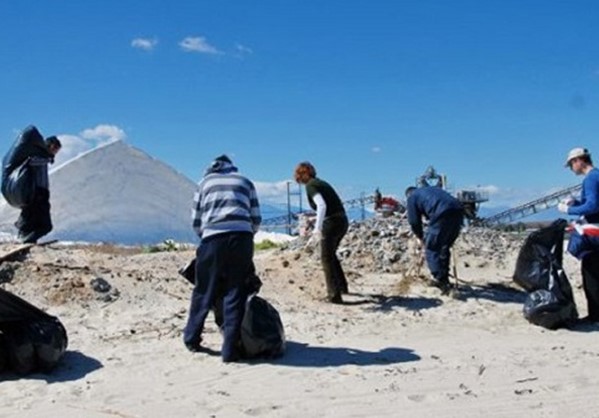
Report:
514,219,578,329
523,267,578,330
0,288,68,374
1,126,47,208
513,219,568,292
2,318,68,374
2,125,46,183
240,294,285,359
0,333,8,373
2,158,36,208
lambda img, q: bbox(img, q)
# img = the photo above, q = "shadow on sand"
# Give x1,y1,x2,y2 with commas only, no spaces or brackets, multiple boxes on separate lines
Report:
1,350,103,383
340,290,442,311
270,340,420,368
452,281,528,304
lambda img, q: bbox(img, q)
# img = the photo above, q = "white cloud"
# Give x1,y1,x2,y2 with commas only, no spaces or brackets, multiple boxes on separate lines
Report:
81,124,127,142
179,36,222,54
235,43,253,55
52,125,127,168
131,37,158,51
471,184,500,196
254,180,294,203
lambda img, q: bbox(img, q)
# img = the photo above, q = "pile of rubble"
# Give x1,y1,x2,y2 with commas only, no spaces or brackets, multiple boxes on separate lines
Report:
282,216,524,275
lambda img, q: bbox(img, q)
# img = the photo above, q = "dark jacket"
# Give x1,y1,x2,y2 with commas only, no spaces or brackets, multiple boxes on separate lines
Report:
407,186,463,239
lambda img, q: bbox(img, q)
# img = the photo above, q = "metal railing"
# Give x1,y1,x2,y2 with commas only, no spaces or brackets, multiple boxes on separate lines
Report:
480,184,582,226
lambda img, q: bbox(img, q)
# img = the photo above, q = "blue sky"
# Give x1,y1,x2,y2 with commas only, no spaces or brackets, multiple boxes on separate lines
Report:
1,1,598,214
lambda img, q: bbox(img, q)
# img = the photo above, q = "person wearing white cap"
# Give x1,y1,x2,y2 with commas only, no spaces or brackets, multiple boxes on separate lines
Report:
561,147,599,323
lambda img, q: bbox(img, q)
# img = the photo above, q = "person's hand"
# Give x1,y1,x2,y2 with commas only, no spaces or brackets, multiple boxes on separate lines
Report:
307,230,322,246
557,202,569,213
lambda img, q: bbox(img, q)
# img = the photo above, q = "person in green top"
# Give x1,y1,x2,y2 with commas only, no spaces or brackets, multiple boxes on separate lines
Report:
294,161,349,304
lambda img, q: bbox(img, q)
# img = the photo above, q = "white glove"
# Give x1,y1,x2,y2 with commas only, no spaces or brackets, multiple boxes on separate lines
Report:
557,202,569,213
307,230,322,246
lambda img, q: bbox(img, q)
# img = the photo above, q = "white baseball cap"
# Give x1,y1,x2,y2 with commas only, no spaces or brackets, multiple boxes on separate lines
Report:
564,147,590,167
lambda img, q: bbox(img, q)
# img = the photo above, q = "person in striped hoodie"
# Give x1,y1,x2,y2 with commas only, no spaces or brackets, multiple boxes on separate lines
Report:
183,155,261,362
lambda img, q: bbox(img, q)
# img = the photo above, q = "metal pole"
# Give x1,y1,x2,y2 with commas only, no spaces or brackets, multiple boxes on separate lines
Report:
360,192,365,220
286,182,291,235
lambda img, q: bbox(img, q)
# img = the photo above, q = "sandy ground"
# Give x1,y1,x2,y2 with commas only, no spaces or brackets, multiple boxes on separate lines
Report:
1,237,599,418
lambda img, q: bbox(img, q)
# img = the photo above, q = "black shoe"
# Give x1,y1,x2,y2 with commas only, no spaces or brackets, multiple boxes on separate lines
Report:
185,342,203,353
578,316,599,324
186,343,220,356
222,347,241,363
184,337,204,353
433,281,452,295
328,295,343,304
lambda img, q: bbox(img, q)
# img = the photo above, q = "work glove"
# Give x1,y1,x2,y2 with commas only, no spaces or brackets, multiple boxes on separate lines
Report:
557,202,569,213
306,230,322,246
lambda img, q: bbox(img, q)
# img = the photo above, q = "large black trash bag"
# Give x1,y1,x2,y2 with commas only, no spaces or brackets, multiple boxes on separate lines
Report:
2,159,36,208
513,219,578,329
240,294,285,359
0,333,8,373
1,126,47,208
2,319,68,374
523,266,578,330
513,219,568,292
0,288,68,374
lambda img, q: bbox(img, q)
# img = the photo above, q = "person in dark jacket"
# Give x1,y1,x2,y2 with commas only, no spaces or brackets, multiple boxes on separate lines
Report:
183,155,261,362
405,186,464,294
1,126,61,244
294,161,348,304
560,147,599,323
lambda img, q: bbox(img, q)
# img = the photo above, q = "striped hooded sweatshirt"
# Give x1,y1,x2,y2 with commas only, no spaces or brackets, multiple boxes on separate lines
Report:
192,158,261,239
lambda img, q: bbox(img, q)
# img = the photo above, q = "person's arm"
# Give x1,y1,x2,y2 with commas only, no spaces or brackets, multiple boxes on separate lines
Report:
406,197,423,240
313,193,327,233
568,174,599,217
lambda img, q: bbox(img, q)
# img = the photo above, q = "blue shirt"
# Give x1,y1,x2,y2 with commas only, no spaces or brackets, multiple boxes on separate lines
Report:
568,167,599,223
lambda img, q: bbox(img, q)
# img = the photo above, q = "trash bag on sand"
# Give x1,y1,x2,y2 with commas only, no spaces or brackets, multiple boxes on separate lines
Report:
0,288,68,374
513,219,578,329
523,269,578,330
240,294,285,359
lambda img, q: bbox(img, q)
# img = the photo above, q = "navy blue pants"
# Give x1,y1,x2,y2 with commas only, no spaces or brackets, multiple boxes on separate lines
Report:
424,210,463,285
183,232,254,361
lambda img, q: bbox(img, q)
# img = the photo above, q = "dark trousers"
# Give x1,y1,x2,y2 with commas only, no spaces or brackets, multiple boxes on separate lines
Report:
321,214,349,300
183,232,254,361
582,253,599,320
15,188,52,244
424,210,463,284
